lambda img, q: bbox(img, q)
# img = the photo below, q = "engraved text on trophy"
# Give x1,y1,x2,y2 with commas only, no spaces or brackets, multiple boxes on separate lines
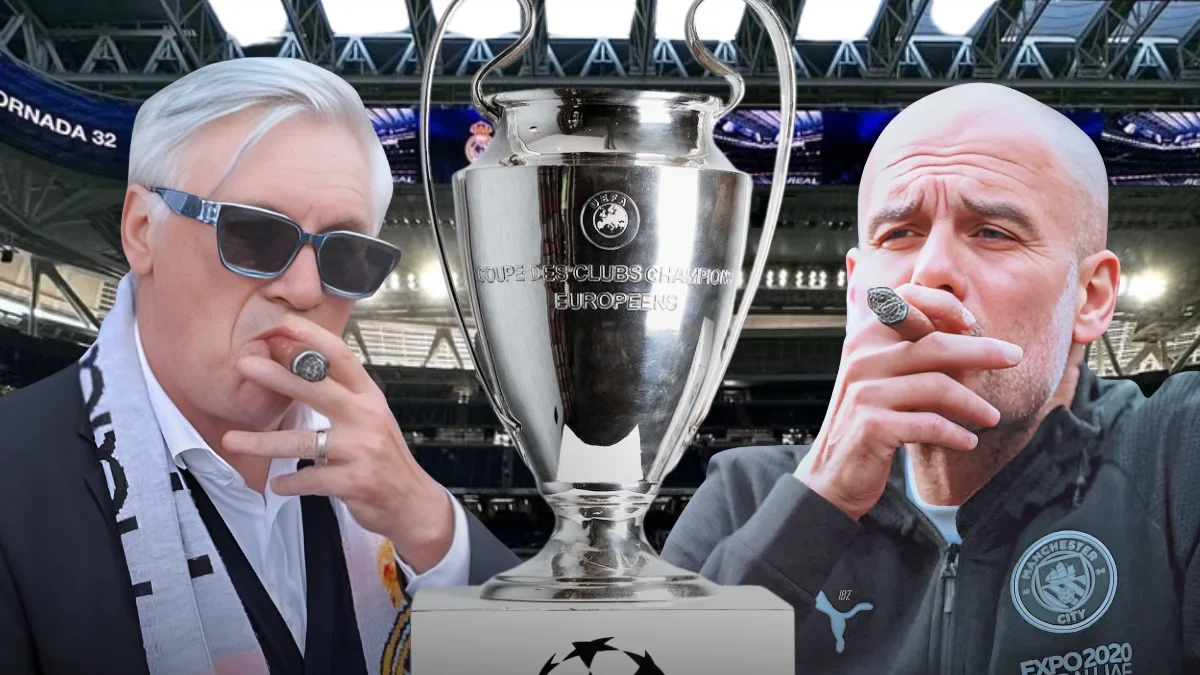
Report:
473,264,737,311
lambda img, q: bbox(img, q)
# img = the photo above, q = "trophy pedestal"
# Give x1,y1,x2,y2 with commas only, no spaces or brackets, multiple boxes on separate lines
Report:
412,585,794,674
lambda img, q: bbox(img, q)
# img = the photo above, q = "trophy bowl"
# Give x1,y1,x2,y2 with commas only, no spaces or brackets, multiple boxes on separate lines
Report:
420,0,796,602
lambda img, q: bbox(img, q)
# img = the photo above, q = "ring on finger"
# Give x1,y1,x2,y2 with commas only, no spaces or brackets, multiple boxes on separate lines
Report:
315,429,329,466
292,350,329,383
867,286,910,327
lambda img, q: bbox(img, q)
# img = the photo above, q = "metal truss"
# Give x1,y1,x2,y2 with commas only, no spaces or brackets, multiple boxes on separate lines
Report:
628,0,656,75
6,0,1200,106
734,0,807,76
1178,8,1200,78
967,0,1049,78
0,147,126,277
1072,0,1170,79
279,0,335,65
0,0,61,72
157,0,230,71
863,0,931,77
402,0,437,73
519,0,556,76
20,256,101,337
1087,315,1200,378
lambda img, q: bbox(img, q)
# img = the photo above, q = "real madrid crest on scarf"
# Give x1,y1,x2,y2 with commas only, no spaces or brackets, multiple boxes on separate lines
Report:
1011,530,1118,634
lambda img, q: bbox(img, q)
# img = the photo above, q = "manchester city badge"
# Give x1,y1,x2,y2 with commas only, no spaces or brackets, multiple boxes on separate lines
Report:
1010,530,1118,634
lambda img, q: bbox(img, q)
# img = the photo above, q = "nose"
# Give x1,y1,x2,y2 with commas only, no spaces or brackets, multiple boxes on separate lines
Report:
908,222,967,298
264,243,324,311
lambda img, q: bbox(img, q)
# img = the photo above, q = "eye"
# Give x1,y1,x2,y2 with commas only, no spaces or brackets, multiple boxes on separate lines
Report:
976,226,1012,240
882,228,914,241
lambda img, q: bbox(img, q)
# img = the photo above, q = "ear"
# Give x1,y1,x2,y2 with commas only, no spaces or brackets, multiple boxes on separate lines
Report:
121,185,156,276
844,246,860,307
1073,250,1120,345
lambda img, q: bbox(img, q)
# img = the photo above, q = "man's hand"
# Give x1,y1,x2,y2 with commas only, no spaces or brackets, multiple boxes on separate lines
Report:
798,284,1024,520
223,314,455,574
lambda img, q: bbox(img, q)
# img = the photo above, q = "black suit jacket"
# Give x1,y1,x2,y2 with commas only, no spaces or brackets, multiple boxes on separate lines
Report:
0,363,520,675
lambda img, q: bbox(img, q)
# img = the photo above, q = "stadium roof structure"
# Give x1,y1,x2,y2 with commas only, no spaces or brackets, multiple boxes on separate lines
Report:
4,0,1200,107
1,0,1199,379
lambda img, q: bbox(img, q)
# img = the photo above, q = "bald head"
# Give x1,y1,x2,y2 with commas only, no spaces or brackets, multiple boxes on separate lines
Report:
845,82,1122,440
860,83,1109,259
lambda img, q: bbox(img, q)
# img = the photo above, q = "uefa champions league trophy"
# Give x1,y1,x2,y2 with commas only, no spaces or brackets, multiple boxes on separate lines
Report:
421,0,795,601
413,1,797,670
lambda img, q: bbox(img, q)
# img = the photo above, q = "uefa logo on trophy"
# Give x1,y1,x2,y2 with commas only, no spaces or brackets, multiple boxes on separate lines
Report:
581,190,640,250
419,0,796,602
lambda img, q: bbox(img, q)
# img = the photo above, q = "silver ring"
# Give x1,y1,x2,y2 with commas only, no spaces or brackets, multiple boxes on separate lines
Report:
291,350,328,383
867,287,909,327
315,429,328,466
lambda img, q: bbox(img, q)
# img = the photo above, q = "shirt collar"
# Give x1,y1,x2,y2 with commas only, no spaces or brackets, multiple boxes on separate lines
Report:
133,320,330,474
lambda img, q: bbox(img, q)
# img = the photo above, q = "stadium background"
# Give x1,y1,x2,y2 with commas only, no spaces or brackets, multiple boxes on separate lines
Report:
1,0,1198,556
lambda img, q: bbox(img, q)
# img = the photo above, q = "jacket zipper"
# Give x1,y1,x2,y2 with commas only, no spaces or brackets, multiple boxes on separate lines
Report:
940,543,961,675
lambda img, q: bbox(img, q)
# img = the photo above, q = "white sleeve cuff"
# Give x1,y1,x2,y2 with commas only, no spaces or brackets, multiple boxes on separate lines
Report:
395,490,472,594
793,449,815,482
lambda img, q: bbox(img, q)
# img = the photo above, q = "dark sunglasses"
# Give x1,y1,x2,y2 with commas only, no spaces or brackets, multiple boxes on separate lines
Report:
149,187,401,299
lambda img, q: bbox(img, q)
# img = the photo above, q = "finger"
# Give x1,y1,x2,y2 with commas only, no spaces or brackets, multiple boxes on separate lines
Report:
858,285,976,344
222,428,323,461
906,332,1023,374
894,284,976,336
265,315,375,395
873,409,979,452
271,464,356,498
236,354,351,418
856,332,1022,379
848,372,1001,430
873,291,936,343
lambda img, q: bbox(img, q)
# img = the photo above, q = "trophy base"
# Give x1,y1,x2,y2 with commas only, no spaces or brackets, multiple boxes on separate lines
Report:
480,481,717,601
413,585,795,674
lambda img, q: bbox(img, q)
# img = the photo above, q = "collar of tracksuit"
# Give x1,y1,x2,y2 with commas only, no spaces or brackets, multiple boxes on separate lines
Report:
865,363,1123,551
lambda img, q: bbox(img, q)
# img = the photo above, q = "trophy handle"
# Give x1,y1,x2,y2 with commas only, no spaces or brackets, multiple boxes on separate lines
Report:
683,0,796,416
419,0,537,430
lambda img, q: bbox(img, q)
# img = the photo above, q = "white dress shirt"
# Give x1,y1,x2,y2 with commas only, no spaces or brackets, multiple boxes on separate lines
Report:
134,323,472,652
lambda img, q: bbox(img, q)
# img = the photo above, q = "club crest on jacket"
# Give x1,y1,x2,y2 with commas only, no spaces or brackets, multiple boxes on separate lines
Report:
1010,530,1118,634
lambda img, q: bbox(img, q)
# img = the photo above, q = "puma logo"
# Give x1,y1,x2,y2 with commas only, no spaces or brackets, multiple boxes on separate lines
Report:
815,591,873,654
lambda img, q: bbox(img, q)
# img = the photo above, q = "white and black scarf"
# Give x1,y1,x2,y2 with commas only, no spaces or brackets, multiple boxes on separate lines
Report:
78,273,410,674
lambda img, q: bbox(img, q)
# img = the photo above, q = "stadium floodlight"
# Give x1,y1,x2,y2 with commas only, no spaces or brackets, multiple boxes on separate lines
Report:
930,0,997,36
420,264,449,300
547,0,636,39
1128,270,1168,303
431,0,522,39
656,0,746,42
208,0,287,46
324,0,410,36
796,0,884,41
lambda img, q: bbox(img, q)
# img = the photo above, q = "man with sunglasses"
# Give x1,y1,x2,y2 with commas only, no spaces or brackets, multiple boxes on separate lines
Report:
0,58,518,675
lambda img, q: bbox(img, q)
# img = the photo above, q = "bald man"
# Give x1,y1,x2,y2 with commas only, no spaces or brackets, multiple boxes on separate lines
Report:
662,83,1200,674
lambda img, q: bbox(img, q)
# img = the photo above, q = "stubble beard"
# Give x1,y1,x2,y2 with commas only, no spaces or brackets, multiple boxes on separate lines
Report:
964,278,1077,443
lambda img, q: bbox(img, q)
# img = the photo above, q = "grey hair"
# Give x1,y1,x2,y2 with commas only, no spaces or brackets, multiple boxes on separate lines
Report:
128,57,392,234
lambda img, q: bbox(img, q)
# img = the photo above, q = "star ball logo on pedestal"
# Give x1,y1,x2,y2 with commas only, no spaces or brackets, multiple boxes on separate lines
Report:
1011,530,1118,634
537,637,666,675
581,191,640,251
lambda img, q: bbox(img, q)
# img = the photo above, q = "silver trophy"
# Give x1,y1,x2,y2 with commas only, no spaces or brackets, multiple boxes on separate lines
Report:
420,0,795,602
